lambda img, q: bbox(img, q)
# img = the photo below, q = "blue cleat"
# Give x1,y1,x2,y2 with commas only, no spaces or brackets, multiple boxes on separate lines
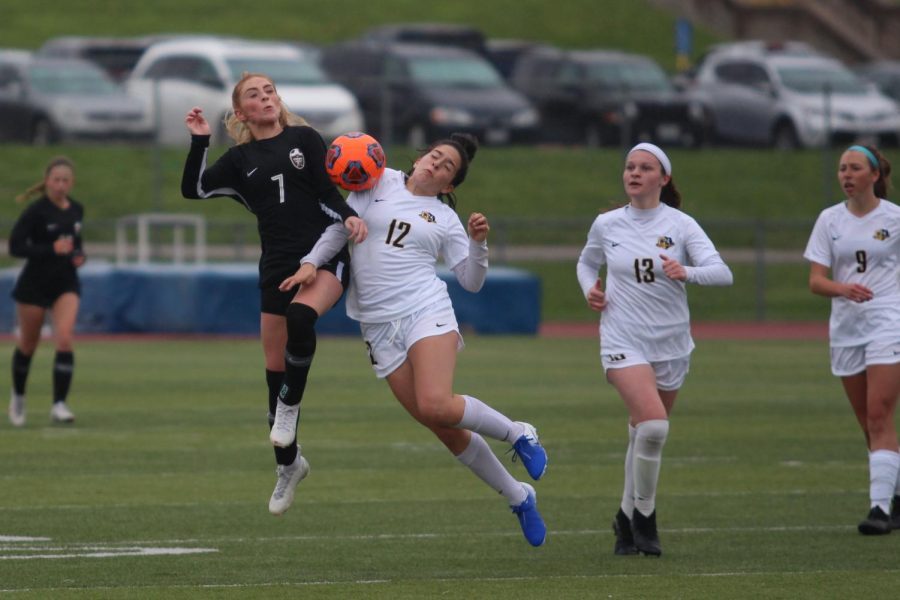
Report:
511,422,547,480
511,483,546,547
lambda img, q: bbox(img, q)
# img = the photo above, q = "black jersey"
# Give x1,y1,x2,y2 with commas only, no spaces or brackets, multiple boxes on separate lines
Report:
181,126,356,287
8,196,84,284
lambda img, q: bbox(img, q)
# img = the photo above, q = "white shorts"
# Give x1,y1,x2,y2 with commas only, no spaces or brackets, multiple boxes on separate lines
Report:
830,337,900,377
360,299,464,378
601,347,691,392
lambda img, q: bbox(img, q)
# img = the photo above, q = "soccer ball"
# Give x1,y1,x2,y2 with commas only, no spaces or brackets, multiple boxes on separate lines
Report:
325,132,386,191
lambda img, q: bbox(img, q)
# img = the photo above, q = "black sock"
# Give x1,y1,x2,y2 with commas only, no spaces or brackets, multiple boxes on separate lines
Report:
281,303,318,407
12,348,32,396
53,351,74,403
266,369,296,465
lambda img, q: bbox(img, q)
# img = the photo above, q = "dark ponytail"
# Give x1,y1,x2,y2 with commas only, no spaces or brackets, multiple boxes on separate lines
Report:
863,145,892,199
408,132,479,209
660,176,682,209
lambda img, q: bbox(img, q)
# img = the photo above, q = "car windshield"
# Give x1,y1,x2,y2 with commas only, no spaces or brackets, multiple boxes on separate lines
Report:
407,56,502,88
584,61,672,92
227,58,327,85
776,65,865,95
29,64,120,94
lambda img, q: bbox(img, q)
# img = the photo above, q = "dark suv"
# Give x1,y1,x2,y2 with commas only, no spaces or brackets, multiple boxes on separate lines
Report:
509,46,707,147
37,35,158,82
360,23,488,56
319,40,538,146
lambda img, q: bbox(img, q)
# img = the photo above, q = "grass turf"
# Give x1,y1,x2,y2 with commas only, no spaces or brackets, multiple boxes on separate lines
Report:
1,335,898,597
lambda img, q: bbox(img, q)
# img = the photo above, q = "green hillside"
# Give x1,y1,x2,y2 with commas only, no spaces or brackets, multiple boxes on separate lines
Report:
1,0,720,71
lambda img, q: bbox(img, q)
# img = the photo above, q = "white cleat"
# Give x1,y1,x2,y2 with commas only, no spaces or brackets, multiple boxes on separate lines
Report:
269,399,300,447
269,455,310,516
50,401,75,423
9,391,25,427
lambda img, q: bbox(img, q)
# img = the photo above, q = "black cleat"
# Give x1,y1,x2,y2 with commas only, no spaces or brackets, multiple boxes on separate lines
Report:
631,509,662,556
612,508,638,555
858,506,892,535
891,496,900,531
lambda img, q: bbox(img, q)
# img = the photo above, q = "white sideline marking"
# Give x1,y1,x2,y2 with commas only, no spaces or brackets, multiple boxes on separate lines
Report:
4,569,900,594
97,523,855,548
0,536,217,561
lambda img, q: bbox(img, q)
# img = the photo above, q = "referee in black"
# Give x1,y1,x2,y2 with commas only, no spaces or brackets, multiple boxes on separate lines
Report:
181,72,366,516
9,156,85,427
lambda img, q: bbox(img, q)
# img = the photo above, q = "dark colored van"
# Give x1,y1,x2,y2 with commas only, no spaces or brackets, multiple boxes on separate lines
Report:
320,40,538,147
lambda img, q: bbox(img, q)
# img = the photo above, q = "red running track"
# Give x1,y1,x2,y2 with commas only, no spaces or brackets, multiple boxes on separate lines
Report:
539,321,828,340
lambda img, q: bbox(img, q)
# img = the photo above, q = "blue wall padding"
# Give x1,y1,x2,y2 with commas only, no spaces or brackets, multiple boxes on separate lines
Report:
0,264,540,335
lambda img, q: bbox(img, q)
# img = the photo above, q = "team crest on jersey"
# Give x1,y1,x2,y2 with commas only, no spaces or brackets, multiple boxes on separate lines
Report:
289,148,305,170
656,235,674,249
874,228,890,241
74,222,82,233
419,211,436,223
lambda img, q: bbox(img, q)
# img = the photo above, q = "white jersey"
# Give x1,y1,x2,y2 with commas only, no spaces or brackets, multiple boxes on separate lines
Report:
344,169,482,323
577,203,731,361
803,199,900,347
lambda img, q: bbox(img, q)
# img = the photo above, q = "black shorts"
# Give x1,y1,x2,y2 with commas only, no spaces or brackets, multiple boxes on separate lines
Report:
260,253,351,316
12,272,81,308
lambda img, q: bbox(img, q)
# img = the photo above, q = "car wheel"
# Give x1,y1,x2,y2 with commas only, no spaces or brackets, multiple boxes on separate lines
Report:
406,124,427,149
772,121,799,150
31,118,54,145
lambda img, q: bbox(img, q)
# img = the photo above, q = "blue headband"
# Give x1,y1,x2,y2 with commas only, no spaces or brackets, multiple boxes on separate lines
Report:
847,145,878,169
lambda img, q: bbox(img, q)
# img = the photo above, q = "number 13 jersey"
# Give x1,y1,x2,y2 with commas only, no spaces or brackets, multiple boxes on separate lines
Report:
578,203,727,361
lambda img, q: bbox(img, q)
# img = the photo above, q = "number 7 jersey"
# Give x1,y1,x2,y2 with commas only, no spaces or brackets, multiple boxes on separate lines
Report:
577,203,728,360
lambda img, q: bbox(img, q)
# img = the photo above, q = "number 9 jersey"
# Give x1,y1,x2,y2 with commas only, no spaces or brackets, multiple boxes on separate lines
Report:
804,199,900,347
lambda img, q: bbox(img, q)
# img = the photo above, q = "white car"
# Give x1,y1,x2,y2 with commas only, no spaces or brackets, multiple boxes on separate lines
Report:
0,49,153,144
126,37,364,146
687,41,900,148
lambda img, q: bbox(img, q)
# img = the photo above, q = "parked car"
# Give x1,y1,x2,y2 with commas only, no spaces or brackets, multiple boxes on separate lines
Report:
509,46,707,147
856,60,900,105
685,41,900,148
485,39,543,81
0,49,153,144
125,37,364,146
361,23,488,56
320,40,538,147
37,35,159,82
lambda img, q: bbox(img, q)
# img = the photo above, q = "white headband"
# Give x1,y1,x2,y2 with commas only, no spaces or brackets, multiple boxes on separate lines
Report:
627,143,672,176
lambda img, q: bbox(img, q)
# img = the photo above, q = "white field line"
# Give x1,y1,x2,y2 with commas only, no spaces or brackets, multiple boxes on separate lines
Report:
0,522,855,552
0,487,870,513
5,568,900,594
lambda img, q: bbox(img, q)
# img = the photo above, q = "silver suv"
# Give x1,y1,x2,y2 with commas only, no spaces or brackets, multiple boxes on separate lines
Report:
687,41,900,148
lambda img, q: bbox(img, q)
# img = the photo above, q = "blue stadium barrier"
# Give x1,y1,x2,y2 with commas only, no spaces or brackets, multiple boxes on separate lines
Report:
0,263,540,335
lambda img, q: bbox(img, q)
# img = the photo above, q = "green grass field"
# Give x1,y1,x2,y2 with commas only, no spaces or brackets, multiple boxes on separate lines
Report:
1,335,898,598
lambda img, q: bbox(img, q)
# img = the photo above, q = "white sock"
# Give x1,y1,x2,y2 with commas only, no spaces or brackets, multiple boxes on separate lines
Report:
456,394,523,443
895,459,900,498
620,424,637,516
456,432,527,506
633,419,669,517
869,449,900,513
